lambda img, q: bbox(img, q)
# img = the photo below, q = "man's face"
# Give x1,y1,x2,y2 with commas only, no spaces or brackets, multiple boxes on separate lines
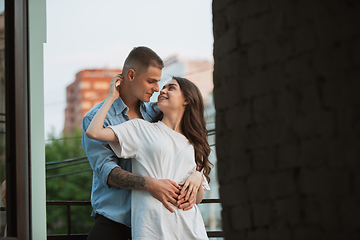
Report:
131,66,161,102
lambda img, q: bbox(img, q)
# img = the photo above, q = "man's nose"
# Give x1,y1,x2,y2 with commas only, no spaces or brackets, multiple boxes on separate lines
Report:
154,82,159,92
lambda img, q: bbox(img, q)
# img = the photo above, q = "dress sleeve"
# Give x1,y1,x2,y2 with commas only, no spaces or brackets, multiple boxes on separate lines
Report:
201,169,211,192
183,166,210,192
107,119,143,159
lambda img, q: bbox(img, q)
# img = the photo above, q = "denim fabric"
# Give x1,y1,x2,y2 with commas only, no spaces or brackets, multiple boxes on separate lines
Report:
82,97,158,226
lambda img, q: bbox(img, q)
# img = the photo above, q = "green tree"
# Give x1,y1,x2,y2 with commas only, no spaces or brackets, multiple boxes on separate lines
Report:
45,127,94,234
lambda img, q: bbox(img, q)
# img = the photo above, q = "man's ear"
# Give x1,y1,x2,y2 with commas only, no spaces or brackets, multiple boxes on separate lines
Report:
126,69,136,81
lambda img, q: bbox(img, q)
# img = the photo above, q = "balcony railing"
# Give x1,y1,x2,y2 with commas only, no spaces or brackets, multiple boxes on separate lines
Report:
45,127,220,239
46,199,223,239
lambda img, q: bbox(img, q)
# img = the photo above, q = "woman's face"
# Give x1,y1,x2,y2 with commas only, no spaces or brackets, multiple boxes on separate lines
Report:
157,79,187,113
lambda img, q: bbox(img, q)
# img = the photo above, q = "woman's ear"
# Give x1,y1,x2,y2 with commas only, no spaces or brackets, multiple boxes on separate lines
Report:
183,99,189,106
126,69,136,81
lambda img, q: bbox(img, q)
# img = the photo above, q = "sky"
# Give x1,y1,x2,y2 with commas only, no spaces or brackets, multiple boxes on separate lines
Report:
44,0,214,137
0,0,4,13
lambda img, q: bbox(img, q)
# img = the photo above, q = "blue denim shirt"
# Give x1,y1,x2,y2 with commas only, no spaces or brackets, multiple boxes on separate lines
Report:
82,97,158,227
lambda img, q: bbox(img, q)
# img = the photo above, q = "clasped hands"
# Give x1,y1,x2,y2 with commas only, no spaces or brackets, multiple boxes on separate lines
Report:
177,171,203,211
150,171,203,213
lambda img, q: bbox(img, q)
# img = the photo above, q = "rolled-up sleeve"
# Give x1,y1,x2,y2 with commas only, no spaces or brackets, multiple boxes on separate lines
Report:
82,115,120,187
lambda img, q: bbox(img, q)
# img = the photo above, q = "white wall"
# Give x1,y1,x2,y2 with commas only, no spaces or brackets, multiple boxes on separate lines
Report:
29,0,47,238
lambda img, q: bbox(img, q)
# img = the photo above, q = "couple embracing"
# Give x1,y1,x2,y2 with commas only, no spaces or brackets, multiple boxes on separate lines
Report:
82,46,212,240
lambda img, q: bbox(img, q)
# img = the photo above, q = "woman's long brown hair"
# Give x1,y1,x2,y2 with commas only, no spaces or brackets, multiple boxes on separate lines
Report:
153,77,212,182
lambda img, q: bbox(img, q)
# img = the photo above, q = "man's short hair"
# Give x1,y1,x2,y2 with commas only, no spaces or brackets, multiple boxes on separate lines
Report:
123,46,164,75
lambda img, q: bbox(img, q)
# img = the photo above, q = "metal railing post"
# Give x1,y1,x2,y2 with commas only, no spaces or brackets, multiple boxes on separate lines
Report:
67,203,71,235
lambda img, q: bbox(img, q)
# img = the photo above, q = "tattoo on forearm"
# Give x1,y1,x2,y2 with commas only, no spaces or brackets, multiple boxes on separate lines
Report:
110,169,145,188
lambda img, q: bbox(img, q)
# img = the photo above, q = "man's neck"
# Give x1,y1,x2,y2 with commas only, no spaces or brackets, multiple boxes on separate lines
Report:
119,93,142,120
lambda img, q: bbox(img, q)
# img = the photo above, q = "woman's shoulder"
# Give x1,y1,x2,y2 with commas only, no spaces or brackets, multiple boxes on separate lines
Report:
126,119,161,138
112,118,154,129
131,118,150,124
110,119,155,136
129,118,156,128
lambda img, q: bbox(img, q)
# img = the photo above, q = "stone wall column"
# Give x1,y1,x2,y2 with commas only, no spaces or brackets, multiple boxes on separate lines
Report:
213,0,360,239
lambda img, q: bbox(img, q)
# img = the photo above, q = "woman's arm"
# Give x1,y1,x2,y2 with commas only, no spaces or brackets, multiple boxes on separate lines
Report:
86,74,122,142
196,184,204,205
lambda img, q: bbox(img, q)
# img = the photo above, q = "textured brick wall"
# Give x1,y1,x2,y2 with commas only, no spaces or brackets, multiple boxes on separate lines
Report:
212,0,360,239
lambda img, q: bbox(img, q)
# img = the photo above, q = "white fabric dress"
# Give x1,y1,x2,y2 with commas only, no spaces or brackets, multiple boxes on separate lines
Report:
108,119,209,240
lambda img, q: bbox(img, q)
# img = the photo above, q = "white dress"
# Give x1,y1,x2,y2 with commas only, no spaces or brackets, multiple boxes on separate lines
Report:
108,119,209,240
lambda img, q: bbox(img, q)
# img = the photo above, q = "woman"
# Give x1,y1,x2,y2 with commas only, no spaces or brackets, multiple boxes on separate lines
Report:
86,76,212,240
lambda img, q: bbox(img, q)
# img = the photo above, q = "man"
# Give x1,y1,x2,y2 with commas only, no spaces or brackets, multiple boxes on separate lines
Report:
82,47,201,240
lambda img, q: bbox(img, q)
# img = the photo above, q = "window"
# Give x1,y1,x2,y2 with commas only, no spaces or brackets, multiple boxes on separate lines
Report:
1,0,31,238
0,2,6,235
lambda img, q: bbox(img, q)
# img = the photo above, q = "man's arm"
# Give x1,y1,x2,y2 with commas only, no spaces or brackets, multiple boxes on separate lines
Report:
107,167,145,188
108,167,180,212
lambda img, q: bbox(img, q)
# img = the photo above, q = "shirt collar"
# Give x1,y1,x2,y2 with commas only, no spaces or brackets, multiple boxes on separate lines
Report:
113,97,128,116
113,97,147,116
140,102,147,113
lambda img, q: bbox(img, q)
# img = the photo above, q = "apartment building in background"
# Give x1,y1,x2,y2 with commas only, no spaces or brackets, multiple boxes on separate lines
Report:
64,68,122,133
